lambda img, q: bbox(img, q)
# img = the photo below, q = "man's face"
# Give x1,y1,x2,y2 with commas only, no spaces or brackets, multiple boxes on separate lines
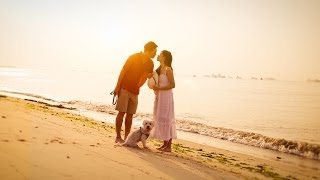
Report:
150,48,157,59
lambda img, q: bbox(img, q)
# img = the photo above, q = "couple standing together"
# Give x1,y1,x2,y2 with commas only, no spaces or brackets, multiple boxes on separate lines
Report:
113,41,176,152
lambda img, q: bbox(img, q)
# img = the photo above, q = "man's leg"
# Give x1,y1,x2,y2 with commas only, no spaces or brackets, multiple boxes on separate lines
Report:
115,112,125,143
124,113,133,140
114,89,129,143
124,90,137,140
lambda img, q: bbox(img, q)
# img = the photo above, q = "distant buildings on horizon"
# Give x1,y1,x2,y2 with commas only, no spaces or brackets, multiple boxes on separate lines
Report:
193,73,320,83
198,73,276,81
306,79,320,83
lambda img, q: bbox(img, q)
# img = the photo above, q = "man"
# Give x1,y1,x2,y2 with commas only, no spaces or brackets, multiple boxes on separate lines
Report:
113,41,158,143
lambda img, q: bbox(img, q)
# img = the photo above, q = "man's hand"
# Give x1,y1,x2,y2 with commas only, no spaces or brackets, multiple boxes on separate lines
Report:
114,86,121,95
147,73,153,79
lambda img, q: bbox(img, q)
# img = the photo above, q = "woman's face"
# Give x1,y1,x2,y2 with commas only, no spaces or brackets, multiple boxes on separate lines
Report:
157,53,165,63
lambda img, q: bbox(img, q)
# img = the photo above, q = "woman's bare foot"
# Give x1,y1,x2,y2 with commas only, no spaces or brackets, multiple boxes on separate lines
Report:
161,139,172,152
156,141,168,150
156,144,167,150
161,147,171,152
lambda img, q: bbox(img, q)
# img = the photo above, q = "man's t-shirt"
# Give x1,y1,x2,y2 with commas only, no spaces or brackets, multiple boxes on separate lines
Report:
121,52,154,95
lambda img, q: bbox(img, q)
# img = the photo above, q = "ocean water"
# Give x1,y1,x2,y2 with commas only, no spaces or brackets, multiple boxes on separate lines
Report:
1,67,320,160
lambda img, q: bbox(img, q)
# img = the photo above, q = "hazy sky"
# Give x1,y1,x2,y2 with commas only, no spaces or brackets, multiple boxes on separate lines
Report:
0,0,319,80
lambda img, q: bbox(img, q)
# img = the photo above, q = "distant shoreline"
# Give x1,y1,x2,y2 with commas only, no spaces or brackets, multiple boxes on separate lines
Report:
1,66,319,82
0,65,16,68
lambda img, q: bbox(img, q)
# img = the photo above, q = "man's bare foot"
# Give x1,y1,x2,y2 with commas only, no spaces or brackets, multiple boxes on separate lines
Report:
115,137,125,143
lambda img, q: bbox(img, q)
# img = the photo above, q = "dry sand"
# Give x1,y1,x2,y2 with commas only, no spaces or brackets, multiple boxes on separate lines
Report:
0,96,319,179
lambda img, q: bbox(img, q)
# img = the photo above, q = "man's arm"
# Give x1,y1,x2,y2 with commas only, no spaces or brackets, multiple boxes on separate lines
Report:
113,57,132,95
138,61,154,87
147,62,154,78
114,69,126,95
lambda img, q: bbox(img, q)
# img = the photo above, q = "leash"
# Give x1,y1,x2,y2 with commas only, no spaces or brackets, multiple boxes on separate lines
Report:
110,91,117,105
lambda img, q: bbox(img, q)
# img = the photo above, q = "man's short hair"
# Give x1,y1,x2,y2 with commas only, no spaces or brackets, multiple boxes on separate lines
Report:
144,41,158,52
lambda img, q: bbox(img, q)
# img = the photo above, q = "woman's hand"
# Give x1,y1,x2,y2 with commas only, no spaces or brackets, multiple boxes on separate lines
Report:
153,89,159,96
153,85,160,91
153,85,160,97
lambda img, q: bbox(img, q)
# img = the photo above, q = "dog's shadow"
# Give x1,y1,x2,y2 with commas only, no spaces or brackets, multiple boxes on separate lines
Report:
114,142,152,151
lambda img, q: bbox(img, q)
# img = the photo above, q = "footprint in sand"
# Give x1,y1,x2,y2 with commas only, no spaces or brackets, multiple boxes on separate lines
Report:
17,139,27,142
89,142,101,147
49,137,65,144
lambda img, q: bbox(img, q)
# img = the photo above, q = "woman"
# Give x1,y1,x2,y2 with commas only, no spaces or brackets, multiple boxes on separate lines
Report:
151,50,177,152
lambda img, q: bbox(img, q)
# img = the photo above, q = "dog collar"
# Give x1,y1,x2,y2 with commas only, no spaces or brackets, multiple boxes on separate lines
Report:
139,127,150,138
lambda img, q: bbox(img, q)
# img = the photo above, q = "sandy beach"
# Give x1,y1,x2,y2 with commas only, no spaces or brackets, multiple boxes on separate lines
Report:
0,96,319,180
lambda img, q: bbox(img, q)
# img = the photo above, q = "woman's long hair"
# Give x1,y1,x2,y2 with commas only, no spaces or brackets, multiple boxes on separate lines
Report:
156,50,173,75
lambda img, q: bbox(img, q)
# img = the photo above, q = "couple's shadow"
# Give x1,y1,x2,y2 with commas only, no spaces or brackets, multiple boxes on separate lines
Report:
120,144,209,179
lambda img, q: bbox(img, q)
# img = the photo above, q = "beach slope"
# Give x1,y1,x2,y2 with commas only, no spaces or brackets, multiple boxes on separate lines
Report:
0,96,319,179
0,96,241,179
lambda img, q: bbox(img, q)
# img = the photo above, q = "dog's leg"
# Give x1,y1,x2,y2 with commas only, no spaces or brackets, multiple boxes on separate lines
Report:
141,136,148,149
122,142,139,148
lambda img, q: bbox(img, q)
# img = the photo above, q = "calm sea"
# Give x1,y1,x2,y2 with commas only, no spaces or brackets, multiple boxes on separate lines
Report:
1,67,319,160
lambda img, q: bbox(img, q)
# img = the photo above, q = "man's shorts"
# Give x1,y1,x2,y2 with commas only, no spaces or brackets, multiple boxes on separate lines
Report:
115,89,138,114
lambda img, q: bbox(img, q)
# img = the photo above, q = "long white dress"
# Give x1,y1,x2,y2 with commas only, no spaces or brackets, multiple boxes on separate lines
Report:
151,69,177,141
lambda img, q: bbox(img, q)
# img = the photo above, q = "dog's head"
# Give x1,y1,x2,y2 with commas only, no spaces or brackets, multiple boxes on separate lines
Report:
142,120,154,132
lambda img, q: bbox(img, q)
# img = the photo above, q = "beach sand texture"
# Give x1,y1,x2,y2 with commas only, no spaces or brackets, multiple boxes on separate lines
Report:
0,96,319,179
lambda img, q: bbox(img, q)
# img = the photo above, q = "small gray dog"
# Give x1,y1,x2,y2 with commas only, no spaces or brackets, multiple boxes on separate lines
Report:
122,120,154,148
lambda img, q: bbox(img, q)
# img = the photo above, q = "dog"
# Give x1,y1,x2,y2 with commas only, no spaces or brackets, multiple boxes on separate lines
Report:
122,120,154,148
